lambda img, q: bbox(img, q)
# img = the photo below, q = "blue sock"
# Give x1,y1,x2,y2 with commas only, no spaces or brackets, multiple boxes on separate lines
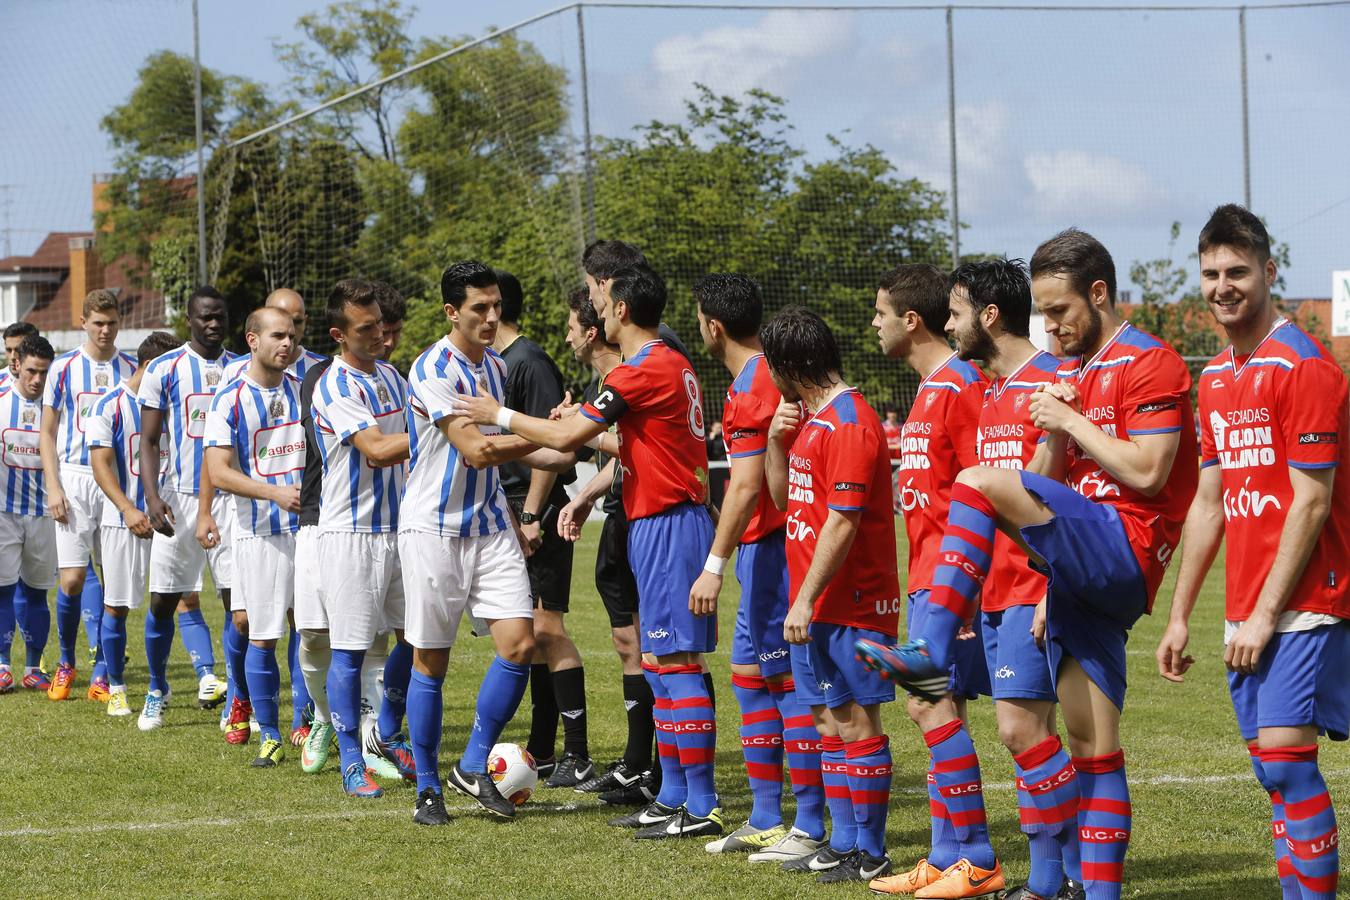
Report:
928,752,961,869
644,662,687,808
1249,744,1302,900
1074,751,1132,900
177,609,215,677
100,611,128,687
1260,744,1339,900
55,589,80,667
845,735,893,858
327,648,365,774
0,583,15,667
732,673,784,829
288,627,311,728
922,483,996,669
144,608,175,694
12,581,28,649
926,720,996,869
821,735,858,853
461,656,530,773
1015,736,1082,886
379,639,413,738
244,643,282,743
21,585,49,667
407,669,444,793
772,681,826,840
81,564,104,661
224,617,249,700
662,664,719,818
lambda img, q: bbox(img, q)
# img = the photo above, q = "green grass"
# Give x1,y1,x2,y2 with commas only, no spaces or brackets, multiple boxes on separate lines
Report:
1,526,1345,898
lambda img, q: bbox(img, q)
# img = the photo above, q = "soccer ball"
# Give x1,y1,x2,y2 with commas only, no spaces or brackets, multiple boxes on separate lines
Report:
487,743,538,806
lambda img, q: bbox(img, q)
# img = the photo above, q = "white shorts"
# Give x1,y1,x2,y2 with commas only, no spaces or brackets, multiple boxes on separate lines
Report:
320,531,405,651
54,468,104,569
148,490,234,594
235,532,295,642
0,512,56,590
99,525,151,609
293,525,326,631
399,528,532,651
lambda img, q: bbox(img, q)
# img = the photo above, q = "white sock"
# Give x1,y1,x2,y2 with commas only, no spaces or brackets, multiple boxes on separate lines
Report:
361,632,389,729
298,629,332,724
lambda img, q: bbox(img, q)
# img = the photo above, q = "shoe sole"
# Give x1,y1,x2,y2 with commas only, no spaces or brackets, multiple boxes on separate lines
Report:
854,647,947,703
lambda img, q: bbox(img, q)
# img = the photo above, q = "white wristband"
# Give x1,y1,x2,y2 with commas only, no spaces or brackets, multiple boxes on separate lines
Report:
495,407,515,432
703,554,727,576
585,433,604,450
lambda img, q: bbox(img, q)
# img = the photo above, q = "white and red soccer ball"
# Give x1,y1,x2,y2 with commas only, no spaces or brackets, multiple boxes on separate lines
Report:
487,743,538,806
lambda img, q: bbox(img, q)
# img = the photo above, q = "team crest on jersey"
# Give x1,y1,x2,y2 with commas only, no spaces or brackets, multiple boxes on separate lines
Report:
1100,371,1113,390
1254,372,1265,392
21,407,35,425
1014,393,1027,411
924,390,937,409
268,396,284,419
206,369,221,386
376,383,390,406
94,372,109,387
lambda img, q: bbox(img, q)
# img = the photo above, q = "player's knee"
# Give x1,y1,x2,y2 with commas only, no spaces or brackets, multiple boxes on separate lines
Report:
997,718,1042,755
499,632,535,665
954,464,996,493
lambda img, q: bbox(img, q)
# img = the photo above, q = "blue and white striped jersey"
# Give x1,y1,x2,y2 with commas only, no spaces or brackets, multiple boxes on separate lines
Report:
137,345,241,494
401,335,512,537
204,372,304,537
0,387,47,517
86,383,167,527
312,357,408,534
223,347,327,385
42,346,138,471
0,369,11,392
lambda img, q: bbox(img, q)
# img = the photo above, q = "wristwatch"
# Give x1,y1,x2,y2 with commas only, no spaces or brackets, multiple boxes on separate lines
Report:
518,511,541,525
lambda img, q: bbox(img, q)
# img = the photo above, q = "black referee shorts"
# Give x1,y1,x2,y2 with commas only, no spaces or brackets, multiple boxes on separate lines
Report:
595,510,639,629
509,500,574,613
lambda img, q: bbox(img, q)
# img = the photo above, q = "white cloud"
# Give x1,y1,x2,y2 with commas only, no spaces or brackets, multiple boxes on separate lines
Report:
1023,150,1169,221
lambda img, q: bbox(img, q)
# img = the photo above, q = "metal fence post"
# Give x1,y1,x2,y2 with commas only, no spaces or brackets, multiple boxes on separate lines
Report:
946,6,959,266
1239,6,1251,208
192,0,208,283
577,4,597,244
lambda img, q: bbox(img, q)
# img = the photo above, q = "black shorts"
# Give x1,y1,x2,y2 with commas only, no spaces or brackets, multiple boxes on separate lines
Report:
510,499,575,613
595,510,639,629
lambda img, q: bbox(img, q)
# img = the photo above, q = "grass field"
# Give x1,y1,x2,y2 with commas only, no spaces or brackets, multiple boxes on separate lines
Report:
1,525,1345,899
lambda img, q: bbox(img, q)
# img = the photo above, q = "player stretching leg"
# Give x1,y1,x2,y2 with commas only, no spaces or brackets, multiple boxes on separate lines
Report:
693,275,826,859
1157,206,1346,900
453,264,723,840
310,280,412,798
139,287,239,730
202,308,305,768
39,289,135,702
87,332,179,720
399,262,572,825
0,337,58,692
862,230,1198,900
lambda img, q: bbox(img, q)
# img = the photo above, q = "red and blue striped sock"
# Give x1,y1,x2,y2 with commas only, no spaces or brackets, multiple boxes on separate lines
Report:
821,735,857,852
926,720,995,868
662,664,719,817
846,734,893,858
731,673,784,829
770,678,826,840
644,662,687,808
923,483,996,670
1015,736,1081,897
927,752,961,869
1248,743,1302,899
1260,744,1339,899
1074,750,1131,900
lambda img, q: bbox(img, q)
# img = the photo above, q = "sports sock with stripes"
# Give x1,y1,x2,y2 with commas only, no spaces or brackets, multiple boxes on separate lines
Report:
0,583,15,667
923,483,996,670
326,648,365,774
1074,750,1131,900
821,735,857,853
1259,744,1339,899
732,673,785,830
622,671,655,771
177,608,215,678
378,639,412,738
223,616,249,700
55,589,80,667
644,662,687,807
927,751,961,869
1015,736,1081,888
100,610,128,688
288,627,312,729
769,677,826,840
297,629,331,724
407,669,444,793
927,720,996,868
245,643,283,743
845,734,893,858
525,663,558,762
461,656,530,773
1248,743,1301,899
553,666,589,758
144,607,175,694
662,663,719,817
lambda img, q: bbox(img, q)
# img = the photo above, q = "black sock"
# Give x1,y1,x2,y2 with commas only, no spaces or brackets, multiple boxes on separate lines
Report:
552,665,588,758
525,663,557,762
622,672,654,771
703,671,716,710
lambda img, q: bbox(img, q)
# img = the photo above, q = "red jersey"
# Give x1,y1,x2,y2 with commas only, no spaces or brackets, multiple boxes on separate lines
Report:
897,353,986,591
1057,323,1198,610
979,350,1058,612
722,353,787,544
581,339,709,520
1199,319,1350,621
883,420,903,460
785,388,901,636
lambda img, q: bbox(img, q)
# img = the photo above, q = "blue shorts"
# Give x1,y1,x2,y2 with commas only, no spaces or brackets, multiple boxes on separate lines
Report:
982,605,1057,702
1018,471,1144,711
908,590,991,699
808,622,896,710
1229,621,1350,742
791,642,826,707
628,503,716,657
730,531,791,677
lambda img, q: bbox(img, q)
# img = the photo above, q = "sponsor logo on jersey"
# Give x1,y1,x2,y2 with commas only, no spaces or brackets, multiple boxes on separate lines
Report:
1137,400,1178,414
833,481,865,493
897,476,930,512
995,666,1016,679
1298,432,1338,445
759,648,789,662
646,628,670,640
785,510,817,543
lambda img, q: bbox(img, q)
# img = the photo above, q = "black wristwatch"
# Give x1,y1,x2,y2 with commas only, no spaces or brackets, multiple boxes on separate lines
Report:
518,511,541,525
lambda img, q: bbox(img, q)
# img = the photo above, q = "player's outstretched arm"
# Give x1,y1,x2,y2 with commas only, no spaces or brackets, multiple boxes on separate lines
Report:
38,404,68,522
90,446,153,539
1225,465,1334,675
782,508,861,644
450,387,607,455
437,413,559,468
1156,464,1223,683
690,452,765,616
203,446,300,511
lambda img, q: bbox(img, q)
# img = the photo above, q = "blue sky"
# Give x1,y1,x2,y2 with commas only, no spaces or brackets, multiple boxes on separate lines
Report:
2,0,1346,296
